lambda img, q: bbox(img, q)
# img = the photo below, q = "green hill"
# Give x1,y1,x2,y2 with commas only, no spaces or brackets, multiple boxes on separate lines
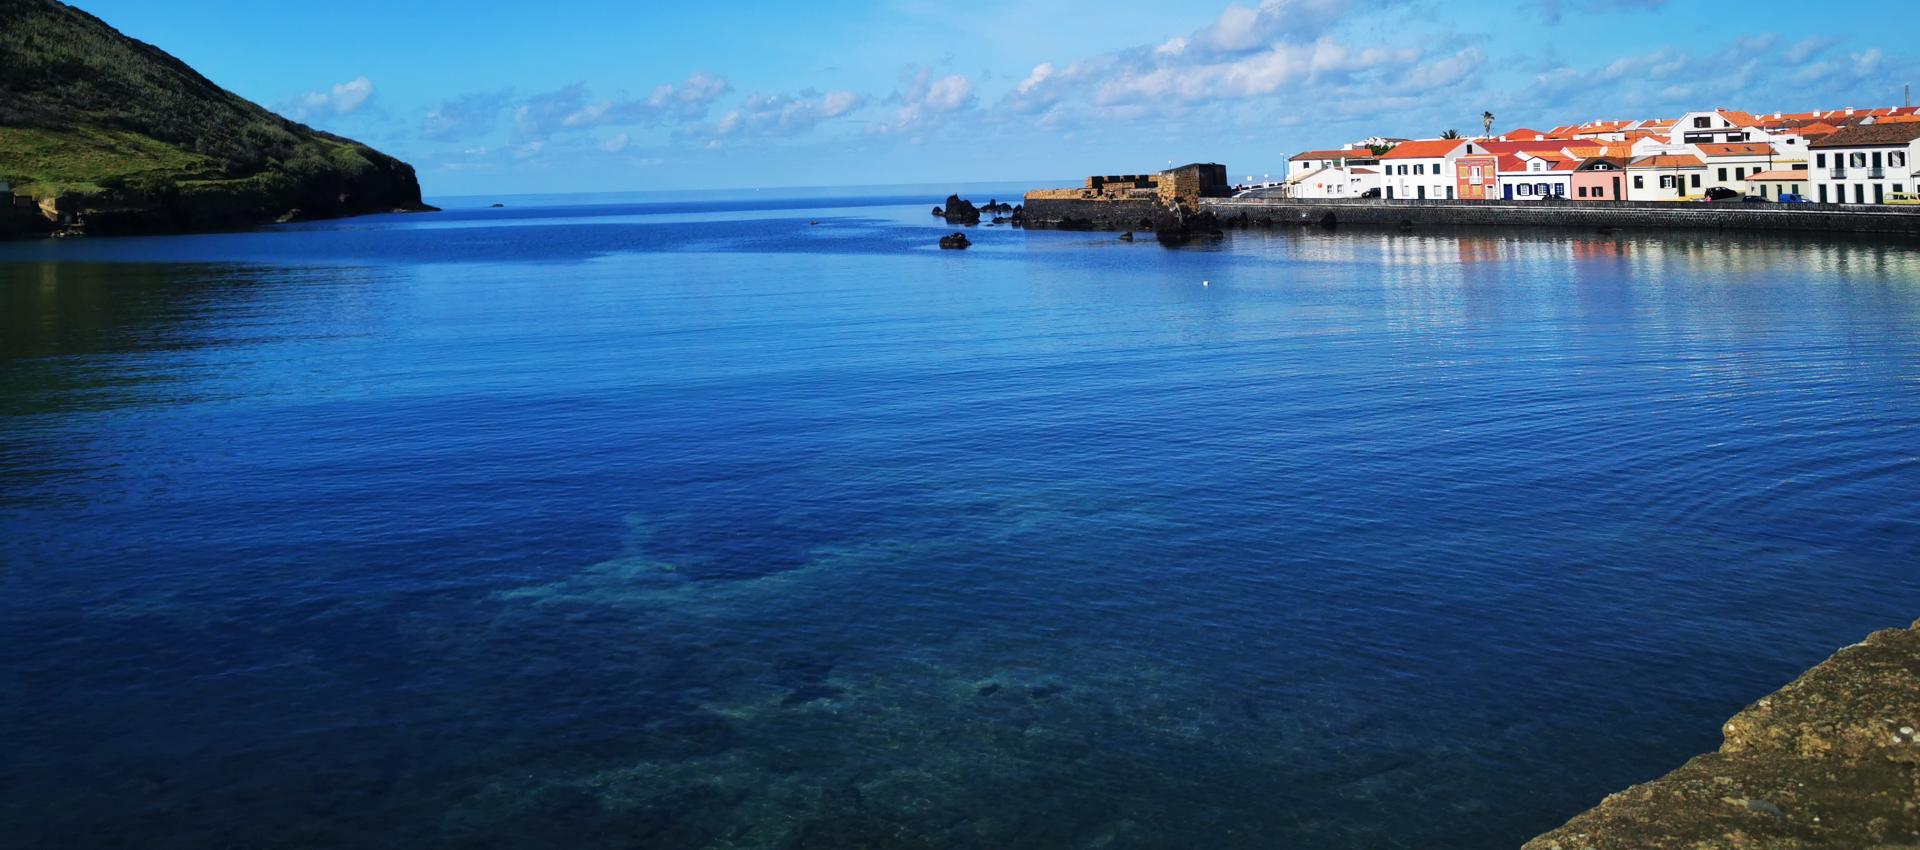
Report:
0,0,430,234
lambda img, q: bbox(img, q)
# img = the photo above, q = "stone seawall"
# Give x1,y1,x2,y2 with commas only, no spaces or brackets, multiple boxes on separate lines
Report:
1021,197,1165,230
1200,198,1920,236
1524,620,1920,850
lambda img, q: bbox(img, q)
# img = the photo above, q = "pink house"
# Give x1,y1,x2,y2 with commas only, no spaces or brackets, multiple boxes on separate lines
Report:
1569,157,1631,201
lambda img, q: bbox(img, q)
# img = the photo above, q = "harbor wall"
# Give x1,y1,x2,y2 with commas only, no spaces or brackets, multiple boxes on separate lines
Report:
1021,197,1165,230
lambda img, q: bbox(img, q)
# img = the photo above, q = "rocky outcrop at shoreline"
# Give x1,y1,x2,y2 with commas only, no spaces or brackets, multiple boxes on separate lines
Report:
1524,620,1920,850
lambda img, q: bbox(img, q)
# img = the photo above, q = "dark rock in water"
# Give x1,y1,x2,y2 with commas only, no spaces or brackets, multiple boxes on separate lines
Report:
977,683,1002,697
991,215,1008,224
941,194,982,224
489,203,506,208
939,232,971,249
1119,231,1134,242
275,208,303,224
931,206,945,216
1153,207,1223,246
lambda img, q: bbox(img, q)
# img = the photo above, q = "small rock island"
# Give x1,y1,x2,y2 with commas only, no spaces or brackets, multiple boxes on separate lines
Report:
0,0,433,238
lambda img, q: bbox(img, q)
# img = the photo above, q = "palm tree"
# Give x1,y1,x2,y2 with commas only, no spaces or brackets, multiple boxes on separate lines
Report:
1482,111,1495,139
1440,129,1461,140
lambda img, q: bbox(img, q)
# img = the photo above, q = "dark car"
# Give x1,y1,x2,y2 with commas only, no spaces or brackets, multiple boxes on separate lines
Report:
1702,187,1741,202
1740,195,1773,203
1359,188,1382,199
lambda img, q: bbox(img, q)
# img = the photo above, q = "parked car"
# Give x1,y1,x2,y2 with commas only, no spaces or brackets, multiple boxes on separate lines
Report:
1890,192,1920,206
1778,193,1808,204
1740,195,1773,203
1359,188,1382,199
1702,187,1741,202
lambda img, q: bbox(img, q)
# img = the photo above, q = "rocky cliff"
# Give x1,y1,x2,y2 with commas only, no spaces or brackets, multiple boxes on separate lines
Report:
0,0,432,235
1525,621,1920,850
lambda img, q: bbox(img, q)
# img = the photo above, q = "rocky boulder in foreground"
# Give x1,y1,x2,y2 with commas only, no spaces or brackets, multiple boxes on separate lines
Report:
1525,620,1920,850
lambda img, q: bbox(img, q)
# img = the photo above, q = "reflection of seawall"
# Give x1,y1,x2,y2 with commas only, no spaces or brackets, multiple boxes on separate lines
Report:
1201,198,1920,236
1524,620,1920,849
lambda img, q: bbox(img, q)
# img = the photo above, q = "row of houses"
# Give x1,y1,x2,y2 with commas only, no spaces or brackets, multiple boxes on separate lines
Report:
1284,107,1920,205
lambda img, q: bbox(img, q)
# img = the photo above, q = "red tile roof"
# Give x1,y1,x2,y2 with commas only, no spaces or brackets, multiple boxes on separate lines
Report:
1378,139,1470,159
1289,148,1366,161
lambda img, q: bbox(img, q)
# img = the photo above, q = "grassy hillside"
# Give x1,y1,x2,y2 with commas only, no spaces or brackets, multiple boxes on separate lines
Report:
0,0,426,229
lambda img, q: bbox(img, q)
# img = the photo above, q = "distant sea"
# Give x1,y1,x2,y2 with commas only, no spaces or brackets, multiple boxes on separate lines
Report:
3,188,1918,849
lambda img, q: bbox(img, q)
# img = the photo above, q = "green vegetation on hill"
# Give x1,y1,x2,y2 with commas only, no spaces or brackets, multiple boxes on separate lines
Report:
0,0,426,231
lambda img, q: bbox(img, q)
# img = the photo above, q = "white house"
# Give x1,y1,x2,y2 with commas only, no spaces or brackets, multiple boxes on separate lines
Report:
1286,148,1377,181
1378,139,1477,200
1694,143,1783,194
1809,123,1920,204
1495,153,1576,200
1289,166,1383,199
1625,154,1707,200
1670,110,1773,146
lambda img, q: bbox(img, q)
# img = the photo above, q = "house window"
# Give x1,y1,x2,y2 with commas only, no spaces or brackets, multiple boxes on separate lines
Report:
1660,175,1676,189
1518,185,1532,196
1816,153,1826,167
1634,175,1645,188
1471,166,1482,179
1735,167,1746,180
1415,164,1425,175
1694,116,1711,128
1893,152,1908,168
1718,168,1728,181
1691,174,1701,188
1554,184,1566,196
1578,186,1589,197
1850,152,1867,168
1536,183,1550,195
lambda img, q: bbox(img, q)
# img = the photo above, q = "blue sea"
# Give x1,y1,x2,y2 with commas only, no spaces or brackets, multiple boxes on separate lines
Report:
3,187,1918,849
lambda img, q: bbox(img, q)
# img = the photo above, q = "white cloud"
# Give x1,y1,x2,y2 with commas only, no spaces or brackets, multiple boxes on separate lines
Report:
872,66,977,134
599,132,631,153
683,89,865,147
511,73,732,142
279,76,374,121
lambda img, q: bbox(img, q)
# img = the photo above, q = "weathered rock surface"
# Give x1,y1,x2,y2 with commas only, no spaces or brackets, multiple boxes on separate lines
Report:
1524,620,1920,850
940,194,981,224
938,232,970,249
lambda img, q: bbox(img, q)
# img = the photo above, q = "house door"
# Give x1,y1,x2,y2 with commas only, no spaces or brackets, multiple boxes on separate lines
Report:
1417,186,1426,200
1502,184,1511,200
1875,184,1884,204
1612,176,1621,200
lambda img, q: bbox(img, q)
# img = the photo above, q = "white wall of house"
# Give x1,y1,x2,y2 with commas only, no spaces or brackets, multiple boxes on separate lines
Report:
1291,167,1383,199
1697,152,1782,193
1810,140,1920,204
1625,167,1706,200
1381,142,1474,200
1496,160,1572,200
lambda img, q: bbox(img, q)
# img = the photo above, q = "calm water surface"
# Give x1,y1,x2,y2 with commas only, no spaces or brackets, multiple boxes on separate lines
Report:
3,191,1919,849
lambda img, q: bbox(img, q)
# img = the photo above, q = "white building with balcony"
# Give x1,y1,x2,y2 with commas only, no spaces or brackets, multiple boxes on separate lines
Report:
1809,123,1920,204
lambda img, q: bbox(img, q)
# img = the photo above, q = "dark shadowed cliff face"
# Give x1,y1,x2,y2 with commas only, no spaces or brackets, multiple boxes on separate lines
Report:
0,0,429,233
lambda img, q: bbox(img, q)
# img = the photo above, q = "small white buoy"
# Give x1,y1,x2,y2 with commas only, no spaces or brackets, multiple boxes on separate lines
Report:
1203,279,1210,287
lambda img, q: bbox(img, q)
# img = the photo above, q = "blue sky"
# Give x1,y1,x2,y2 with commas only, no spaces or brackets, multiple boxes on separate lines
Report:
73,0,1917,197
